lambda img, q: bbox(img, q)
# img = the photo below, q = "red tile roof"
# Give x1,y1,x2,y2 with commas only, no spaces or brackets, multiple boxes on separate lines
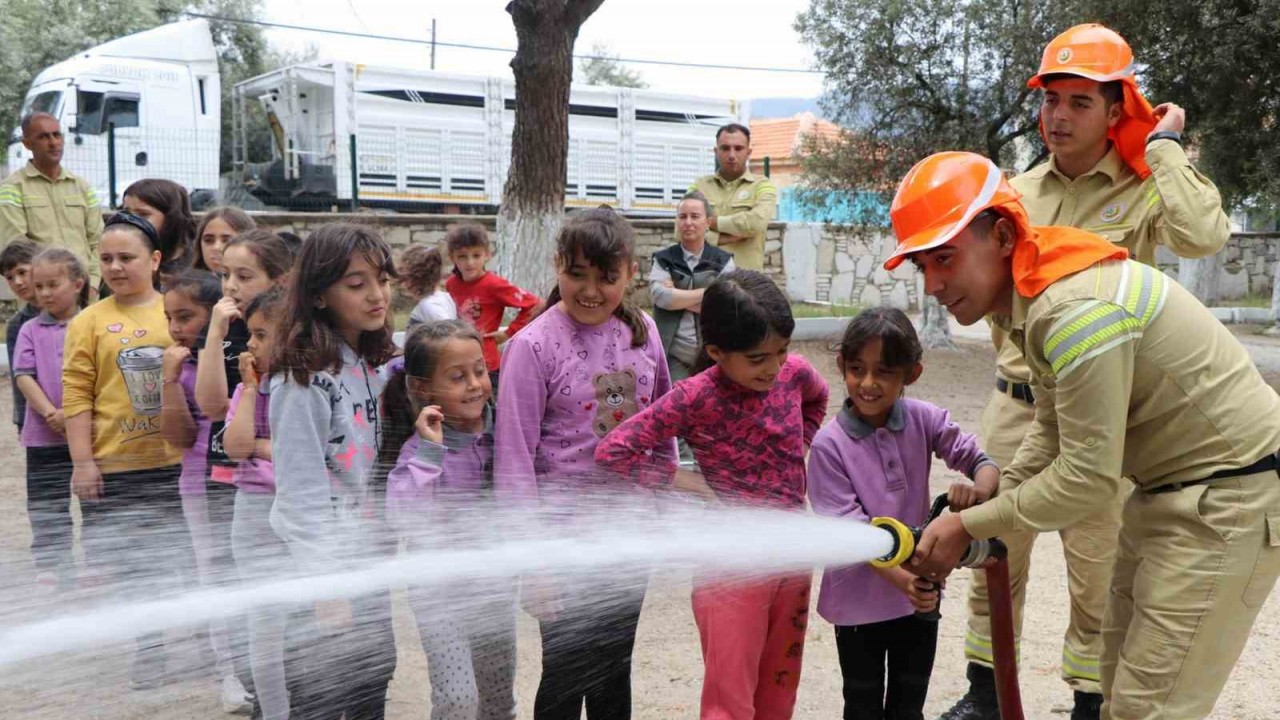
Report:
750,112,843,162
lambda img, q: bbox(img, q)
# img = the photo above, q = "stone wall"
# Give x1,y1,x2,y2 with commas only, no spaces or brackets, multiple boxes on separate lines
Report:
783,224,923,310
1154,232,1280,300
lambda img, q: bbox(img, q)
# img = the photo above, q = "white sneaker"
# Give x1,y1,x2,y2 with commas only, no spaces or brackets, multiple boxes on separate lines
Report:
220,674,253,715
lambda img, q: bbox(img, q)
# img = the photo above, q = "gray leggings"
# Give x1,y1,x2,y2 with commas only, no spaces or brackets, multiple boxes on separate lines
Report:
409,572,518,720
232,490,292,720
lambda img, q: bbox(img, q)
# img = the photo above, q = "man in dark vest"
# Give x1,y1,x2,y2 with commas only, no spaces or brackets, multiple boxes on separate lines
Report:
649,191,736,383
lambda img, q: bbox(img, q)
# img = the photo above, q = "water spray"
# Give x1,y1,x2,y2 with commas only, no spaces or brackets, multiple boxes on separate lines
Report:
868,495,1025,720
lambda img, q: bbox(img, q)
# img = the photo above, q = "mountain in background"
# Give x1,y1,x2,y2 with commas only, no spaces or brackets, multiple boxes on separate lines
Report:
748,96,823,119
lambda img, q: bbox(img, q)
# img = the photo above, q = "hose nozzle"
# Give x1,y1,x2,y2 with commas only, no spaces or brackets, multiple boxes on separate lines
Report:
870,516,917,568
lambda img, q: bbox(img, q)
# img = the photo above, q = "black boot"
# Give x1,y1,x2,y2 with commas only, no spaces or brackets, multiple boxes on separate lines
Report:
936,663,1001,720
1071,691,1103,720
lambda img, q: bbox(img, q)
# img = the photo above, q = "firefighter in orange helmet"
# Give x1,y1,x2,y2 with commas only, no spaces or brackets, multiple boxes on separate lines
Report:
892,151,1280,720
937,24,1232,720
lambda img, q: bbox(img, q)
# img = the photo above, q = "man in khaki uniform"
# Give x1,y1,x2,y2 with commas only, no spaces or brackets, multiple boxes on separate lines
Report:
689,122,777,271
891,151,1280,720
0,112,103,290
942,24,1232,720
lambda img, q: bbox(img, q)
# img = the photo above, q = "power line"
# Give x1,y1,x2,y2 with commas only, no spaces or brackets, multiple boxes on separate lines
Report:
183,12,824,75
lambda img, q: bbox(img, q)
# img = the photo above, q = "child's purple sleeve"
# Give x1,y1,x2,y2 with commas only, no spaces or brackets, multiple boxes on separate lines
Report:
493,334,545,504
929,405,997,478
12,323,36,374
385,436,445,530
806,432,870,522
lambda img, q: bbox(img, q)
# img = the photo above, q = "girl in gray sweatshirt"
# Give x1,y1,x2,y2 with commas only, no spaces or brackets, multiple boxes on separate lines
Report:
267,223,399,720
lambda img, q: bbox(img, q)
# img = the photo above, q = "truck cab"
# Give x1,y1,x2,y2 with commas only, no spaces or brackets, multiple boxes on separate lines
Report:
6,20,221,208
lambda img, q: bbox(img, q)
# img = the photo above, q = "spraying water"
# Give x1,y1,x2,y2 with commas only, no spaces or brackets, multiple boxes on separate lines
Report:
0,499,893,665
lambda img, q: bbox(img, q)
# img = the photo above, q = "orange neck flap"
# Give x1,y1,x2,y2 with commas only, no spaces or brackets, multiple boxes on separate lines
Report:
1000,201,1129,297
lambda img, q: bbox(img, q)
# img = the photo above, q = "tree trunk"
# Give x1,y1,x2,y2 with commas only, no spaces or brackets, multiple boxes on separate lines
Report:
920,295,956,349
495,0,606,297
1178,253,1222,306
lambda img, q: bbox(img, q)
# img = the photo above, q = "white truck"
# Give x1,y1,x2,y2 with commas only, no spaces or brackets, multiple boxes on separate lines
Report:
6,19,222,207
234,61,746,214
9,20,746,214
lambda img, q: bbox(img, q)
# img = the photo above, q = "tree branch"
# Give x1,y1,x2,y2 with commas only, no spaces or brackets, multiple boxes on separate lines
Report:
565,0,606,28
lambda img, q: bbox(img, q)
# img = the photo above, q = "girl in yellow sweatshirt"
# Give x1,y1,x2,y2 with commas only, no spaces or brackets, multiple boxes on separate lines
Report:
63,212,186,691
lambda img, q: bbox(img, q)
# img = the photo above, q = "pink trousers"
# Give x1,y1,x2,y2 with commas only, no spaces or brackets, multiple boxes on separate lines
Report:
692,571,812,720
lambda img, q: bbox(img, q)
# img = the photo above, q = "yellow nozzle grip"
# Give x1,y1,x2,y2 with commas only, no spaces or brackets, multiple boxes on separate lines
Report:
870,516,916,568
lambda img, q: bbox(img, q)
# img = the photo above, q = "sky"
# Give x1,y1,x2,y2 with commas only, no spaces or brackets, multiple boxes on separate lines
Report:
257,0,826,102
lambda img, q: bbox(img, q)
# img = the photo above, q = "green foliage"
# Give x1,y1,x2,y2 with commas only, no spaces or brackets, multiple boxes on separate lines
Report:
1096,0,1280,210
794,0,1083,226
577,42,648,89
0,0,163,143
795,0,1280,217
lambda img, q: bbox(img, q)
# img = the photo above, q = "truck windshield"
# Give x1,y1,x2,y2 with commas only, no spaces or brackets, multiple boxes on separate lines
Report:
21,90,63,118
75,90,140,135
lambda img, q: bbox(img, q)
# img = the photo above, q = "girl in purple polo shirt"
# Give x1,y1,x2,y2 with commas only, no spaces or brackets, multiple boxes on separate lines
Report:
807,307,999,720
14,248,89,592
223,288,289,720
383,320,516,720
160,269,254,714
495,208,675,720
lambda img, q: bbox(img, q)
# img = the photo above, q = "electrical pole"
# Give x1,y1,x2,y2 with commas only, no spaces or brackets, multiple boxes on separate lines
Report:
430,18,437,69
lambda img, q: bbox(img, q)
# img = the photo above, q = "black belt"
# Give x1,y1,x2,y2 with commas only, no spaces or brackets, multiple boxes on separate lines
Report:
1146,452,1280,494
995,377,1035,404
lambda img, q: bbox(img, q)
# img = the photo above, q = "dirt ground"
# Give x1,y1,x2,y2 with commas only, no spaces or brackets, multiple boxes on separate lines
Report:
2,336,1279,719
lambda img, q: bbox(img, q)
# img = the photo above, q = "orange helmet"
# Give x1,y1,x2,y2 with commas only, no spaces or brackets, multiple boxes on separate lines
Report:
1029,24,1158,179
884,152,1021,270
1029,23,1136,87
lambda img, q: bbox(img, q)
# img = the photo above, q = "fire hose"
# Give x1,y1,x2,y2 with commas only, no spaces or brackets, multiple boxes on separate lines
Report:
870,495,1024,720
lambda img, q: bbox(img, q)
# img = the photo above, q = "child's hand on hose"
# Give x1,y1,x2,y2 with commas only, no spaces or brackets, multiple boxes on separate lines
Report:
905,576,940,614
947,481,982,511
876,565,938,612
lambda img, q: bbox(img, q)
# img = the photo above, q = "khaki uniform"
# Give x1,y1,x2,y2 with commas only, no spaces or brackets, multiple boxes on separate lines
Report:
0,162,103,288
962,258,1280,719
965,140,1231,691
689,172,777,271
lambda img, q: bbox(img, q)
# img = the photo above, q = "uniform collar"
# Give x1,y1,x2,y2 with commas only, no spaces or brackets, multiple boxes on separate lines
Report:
441,404,494,451
991,287,1033,334
1046,146,1127,185
836,398,907,439
22,161,68,184
713,170,759,186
